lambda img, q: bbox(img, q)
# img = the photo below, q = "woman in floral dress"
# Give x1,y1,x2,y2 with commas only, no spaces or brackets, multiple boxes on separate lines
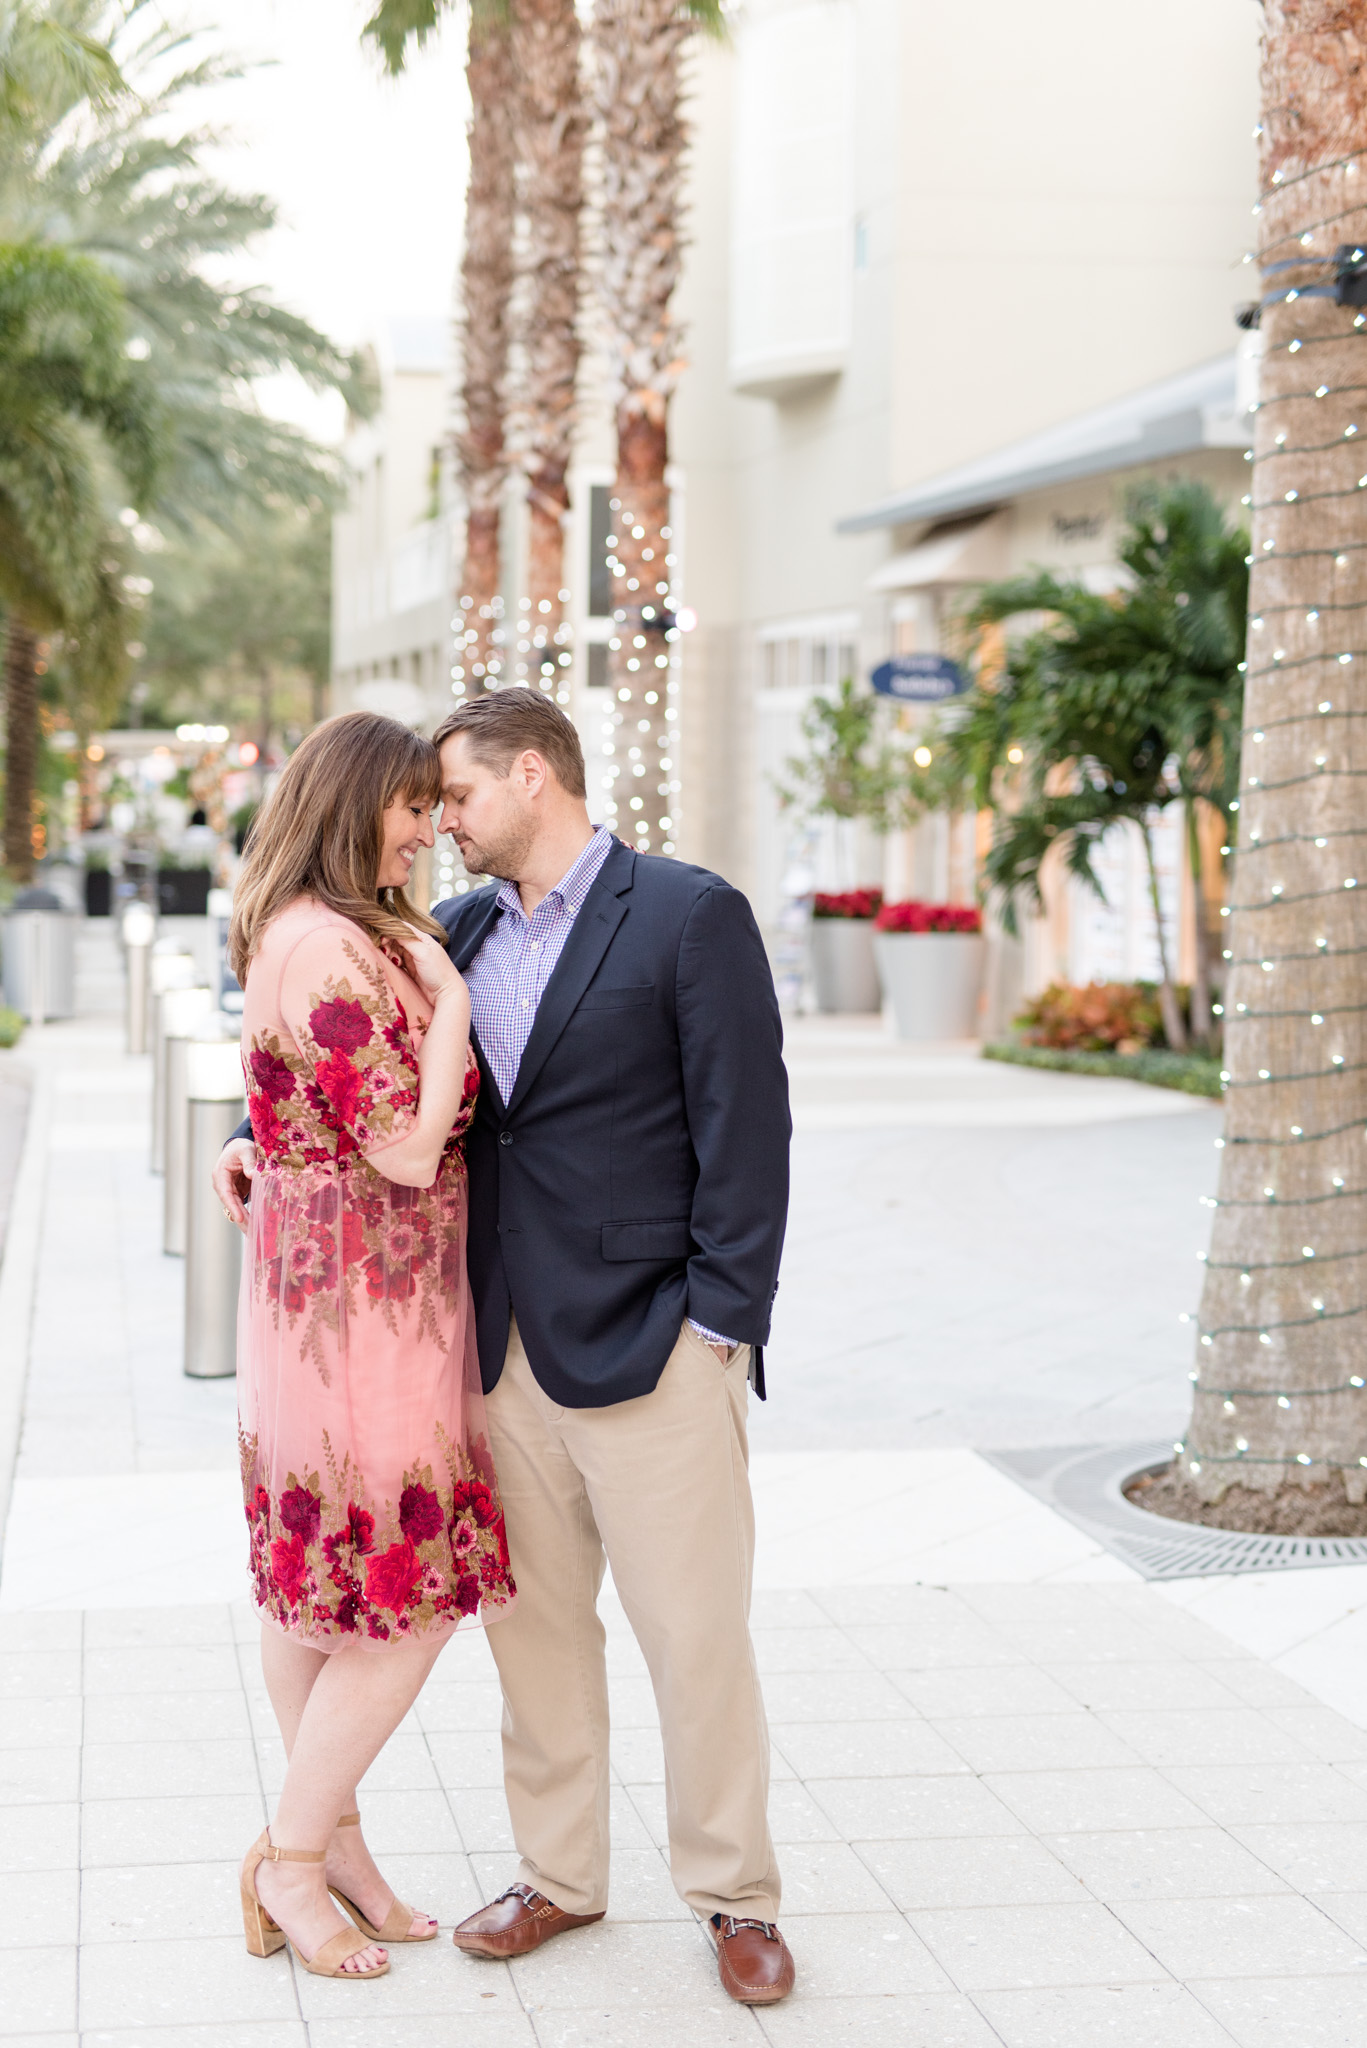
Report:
225,711,514,1981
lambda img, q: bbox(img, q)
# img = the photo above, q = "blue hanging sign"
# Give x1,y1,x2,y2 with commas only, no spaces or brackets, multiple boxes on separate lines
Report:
870,653,966,701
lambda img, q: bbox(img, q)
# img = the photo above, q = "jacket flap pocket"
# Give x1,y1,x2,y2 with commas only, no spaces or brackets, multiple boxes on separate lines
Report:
601,1218,693,1262
578,983,653,1010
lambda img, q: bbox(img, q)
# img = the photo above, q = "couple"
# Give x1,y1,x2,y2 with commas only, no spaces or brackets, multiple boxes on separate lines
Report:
214,689,795,2004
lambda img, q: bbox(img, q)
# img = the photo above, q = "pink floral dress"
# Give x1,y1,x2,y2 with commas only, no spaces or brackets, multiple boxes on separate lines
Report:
237,898,514,1651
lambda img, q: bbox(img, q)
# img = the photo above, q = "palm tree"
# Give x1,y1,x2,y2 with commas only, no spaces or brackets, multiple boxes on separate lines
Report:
1179,0,1367,1522
0,241,158,878
590,0,721,852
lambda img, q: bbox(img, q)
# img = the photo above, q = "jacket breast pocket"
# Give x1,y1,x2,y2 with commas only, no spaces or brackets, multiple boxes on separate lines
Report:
601,1218,693,1261
578,984,653,1011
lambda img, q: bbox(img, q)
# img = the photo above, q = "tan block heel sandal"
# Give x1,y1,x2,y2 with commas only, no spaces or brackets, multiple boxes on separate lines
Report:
327,1810,438,1943
241,1829,391,1978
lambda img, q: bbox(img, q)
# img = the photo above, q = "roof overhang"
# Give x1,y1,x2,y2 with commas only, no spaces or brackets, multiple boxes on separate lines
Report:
865,511,1010,591
839,352,1251,534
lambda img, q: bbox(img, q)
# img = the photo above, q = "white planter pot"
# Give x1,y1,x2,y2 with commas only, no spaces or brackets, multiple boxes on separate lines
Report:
809,918,881,1013
874,931,986,1040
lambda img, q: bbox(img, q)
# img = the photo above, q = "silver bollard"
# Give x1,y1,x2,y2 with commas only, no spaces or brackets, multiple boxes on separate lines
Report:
165,1009,234,1255
184,1035,246,1379
123,902,156,1054
152,974,209,1175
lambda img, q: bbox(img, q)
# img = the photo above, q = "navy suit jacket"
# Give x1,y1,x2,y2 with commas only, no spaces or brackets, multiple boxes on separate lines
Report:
436,840,790,1406
234,842,791,1408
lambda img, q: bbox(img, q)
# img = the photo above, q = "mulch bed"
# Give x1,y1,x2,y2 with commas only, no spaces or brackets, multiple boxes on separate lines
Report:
1126,1462,1367,1538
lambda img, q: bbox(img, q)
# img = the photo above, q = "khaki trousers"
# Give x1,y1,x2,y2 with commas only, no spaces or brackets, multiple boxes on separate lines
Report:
483,1316,780,1921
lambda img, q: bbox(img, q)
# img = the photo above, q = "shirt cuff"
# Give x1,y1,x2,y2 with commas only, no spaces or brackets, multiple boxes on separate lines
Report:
688,1318,739,1350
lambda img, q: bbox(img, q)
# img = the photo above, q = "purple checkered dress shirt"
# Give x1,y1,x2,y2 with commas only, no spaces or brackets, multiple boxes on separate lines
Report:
463,826,735,1351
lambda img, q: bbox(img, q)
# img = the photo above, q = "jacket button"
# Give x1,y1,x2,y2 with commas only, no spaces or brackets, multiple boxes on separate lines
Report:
499,1130,514,1147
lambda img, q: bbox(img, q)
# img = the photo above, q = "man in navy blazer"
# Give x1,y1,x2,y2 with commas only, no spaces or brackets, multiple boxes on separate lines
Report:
216,690,794,2005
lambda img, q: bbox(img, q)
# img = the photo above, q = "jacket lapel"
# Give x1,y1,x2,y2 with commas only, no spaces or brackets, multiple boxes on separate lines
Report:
445,888,503,973
505,842,635,1118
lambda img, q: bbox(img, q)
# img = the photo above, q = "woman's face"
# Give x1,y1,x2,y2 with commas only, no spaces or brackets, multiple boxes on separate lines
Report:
377,791,436,890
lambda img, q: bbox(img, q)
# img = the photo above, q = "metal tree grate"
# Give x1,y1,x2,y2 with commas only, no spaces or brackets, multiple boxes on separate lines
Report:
985,1442,1367,1580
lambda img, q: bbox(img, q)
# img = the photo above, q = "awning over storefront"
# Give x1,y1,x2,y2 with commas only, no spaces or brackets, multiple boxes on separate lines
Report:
865,511,1010,591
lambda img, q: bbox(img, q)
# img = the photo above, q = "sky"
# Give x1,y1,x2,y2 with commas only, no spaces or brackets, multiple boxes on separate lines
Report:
180,0,470,431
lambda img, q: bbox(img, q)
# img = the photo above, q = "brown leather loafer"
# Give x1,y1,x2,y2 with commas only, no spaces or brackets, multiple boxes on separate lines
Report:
708,1913,796,2004
451,1882,605,1959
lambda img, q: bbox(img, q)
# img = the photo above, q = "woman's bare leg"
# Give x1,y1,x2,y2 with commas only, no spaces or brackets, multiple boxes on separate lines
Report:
250,1631,444,1970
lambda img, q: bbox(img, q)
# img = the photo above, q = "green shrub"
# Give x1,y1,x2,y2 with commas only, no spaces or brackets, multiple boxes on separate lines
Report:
1015,979,1166,1053
984,1039,1222,1098
0,1006,24,1048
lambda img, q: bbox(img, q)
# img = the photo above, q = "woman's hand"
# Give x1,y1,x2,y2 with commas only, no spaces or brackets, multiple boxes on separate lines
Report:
401,932,465,1005
212,1138,257,1235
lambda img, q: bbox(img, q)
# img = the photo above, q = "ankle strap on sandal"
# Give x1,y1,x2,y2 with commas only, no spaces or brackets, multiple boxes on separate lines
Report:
261,1832,326,1864
337,1813,361,1828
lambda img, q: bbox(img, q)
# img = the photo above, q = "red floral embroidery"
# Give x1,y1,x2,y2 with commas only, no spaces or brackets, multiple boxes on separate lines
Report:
310,996,373,1054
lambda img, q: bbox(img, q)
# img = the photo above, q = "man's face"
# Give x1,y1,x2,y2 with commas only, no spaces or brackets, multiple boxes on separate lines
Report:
437,734,537,880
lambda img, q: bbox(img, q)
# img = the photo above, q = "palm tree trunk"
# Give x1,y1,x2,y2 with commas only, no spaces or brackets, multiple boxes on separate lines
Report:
3,615,39,883
1141,815,1186,1050
592,0,692,853
1186,795,1213,1050
513,0,585,659
455,9,515,693
1182,0,1367,1512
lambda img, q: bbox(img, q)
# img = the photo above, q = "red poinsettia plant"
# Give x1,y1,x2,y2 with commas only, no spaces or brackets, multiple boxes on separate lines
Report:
874,900,982,934
812,889,884,920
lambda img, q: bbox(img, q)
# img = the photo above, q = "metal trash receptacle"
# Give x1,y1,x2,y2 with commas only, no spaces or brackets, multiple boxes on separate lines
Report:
152,975,210,1174
2,892,77,1021
184,1034,246,1379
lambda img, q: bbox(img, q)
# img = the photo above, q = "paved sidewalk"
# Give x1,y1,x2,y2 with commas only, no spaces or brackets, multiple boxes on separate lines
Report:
6,994,1367,2045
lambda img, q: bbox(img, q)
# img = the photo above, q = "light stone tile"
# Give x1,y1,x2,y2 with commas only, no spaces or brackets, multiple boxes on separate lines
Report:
908,1900,1168,1990
610,1727,666,1784
78,1933,300,2029
1209,1661,1321,1710
752,1672,913,1724
507,1918,714,2008
347,1787,462,1855
1192,1975,1367,2048
608,1787,658,1851
82,2030,307,2048
1230,1822,1367,1893
81,1738,259,1801
750,1590,832,1630
0,1801,80,1871
0,1867,78,1947
0,2036,78,2048
771,1841,895,1915
415,1681,507,1734
604,1674,666,1728
932,1713,1142,1775
991,1619,1177,1667
449,1785,517,1852
1044,1827,1289,1902
771,1721,968,1781
755,1991,1004,2046
1112,1893,1366,1978
841,1619,1020,1673
0,1650,81,1698
1163,1763,1367,1827
0,1615,81,1651
296,1928,521,2019
311,2018,536,2048
623,1782,669,1848
3,1946,78,2032
1113,1596,1249,1662
891,1665,1078,1720
357,1732,442,1792
369,1848,482,1924
80,1860,239,1942
1262,1705,1367,1762
984,1769,1242,1837
807,1775,1028,1842
752,1628,875,1675
80,1793,266,1867
82,1646,243,1696
1095,1709,1317,1771
531,2003,757,2047
82,1607,234,1649
83,1690,252,1744
855,1835,1086,1912
973,1981,1240,2047
1305,1890,1367,1944
0,1695,82,1749
767,1781,842,1844
427,1729,515,1790
774,1912,949,1996
1046,1662,1246,1713
815,1587,996,1631
0,1745,80,1805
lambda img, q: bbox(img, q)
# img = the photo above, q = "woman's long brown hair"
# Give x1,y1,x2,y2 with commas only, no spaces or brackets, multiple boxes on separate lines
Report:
227,710,444,983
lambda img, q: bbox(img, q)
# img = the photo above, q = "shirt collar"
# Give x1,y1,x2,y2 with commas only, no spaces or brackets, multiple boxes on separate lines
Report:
495,825,615,923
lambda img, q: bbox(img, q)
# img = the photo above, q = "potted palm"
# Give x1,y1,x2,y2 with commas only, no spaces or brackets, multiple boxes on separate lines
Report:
810,889,882,1012
873,900,985,1039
